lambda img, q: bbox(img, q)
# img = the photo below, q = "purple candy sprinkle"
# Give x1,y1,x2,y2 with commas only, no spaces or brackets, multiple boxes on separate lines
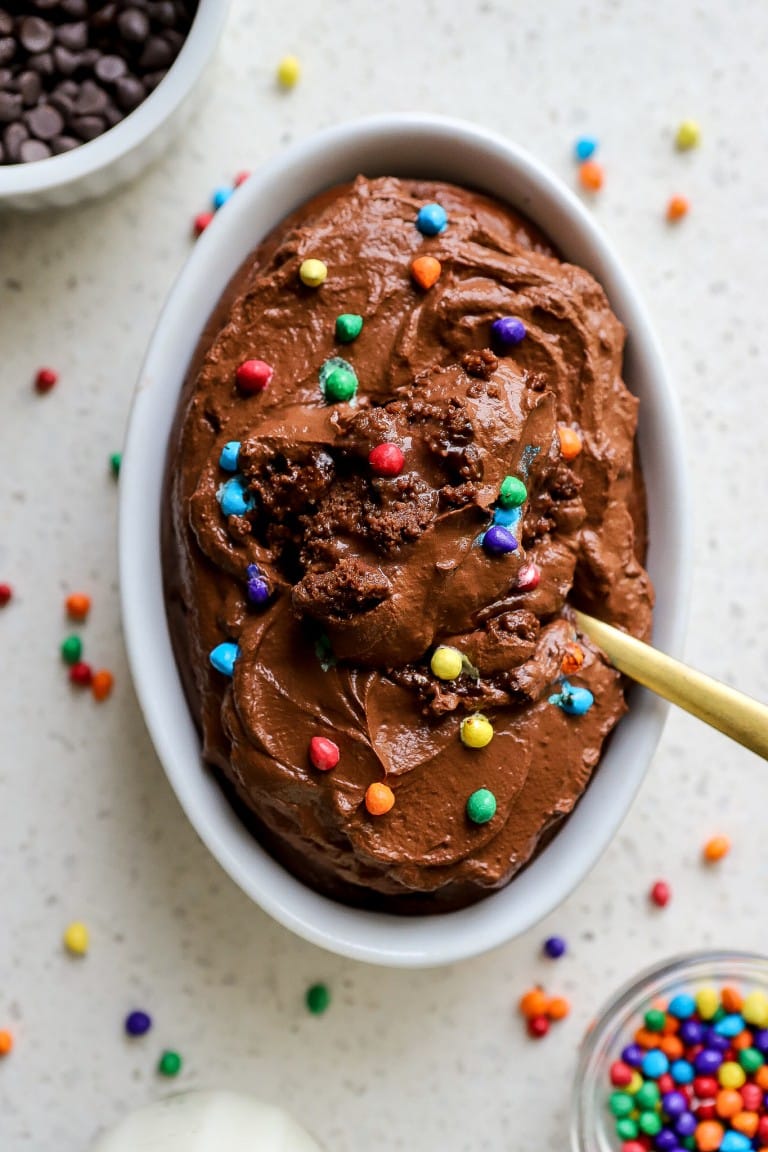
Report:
483,524,518,555
125,1010,152,1037
661,1091,687,1118
753,1027,768,1052
675,1113,697,1137
491,316,526,351
622,1043,644,1067
704,1031,731,1053
693,1048,723,1075
246,563,270,605
679,1019,704,1046
543,935,567,959
655,1131,679,1152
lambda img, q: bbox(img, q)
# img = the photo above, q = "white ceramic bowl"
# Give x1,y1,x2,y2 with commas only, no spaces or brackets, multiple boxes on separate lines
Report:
120,114,690,968
0,0,230,211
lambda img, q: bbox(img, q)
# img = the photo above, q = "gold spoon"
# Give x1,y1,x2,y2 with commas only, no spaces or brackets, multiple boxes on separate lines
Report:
574,610,768,761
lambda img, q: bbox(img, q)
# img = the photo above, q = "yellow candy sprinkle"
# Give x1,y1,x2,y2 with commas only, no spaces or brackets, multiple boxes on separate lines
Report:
696,986,720,1020
719,1061,746,1089
675,119,701,151
430,646,463,681
743,990,768,1028
299,259,327,288
277,54,301,89
460,713,494,749
63,921,89,956
626,1071,643,1095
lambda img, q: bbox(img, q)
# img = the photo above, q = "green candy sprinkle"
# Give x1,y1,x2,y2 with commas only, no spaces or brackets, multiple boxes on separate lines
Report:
61,635,82,665
110,452,122,478
609,1092,634,1118
498,475,527,508
615,1118,639,1141
644,1008,666,1032
335,314,363,343
681,1138,695,1151
739,1046,764,1072
157,1050,182,1077
466,788,497,825
319,357,358,403
306,982,331,1015
638,1112,662,1137
635,1082,660,1110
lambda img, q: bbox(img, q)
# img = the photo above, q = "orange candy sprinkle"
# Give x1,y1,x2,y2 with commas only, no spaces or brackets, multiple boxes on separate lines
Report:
755,1065,768,1090
91,669,114,702
0,1030,13,1056
558,426,583,460
410,255,442,290
695,1120,724,1151
634,1028,660,1049
732,1111,760,1138
578,160,604,191
733,1028,753,1050
659,1035,684,1060
667,195,690,221
561,643,585,676
519,988,549,1019
547,996,570,1020
721,985,743,1013
703,835,731,862
715,1089,743,1119
66,592,91,621
364,782,395,816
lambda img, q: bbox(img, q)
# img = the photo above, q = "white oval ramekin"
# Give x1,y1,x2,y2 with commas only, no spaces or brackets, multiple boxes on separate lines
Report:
120,114,691,968
0,0,231,211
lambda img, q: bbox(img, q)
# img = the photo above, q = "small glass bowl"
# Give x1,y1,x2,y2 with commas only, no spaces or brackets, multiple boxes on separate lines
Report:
571,951,768,1152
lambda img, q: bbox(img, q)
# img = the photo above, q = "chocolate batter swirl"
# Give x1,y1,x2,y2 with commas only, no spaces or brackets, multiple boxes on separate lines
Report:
164,176,653,912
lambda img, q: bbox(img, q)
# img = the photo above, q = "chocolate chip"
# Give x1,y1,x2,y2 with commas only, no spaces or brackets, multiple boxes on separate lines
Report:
74,80,108,115
117,7,150,42
19,17,54,55
55,22,89,51
0,91,22,123
50,134,80,154
69,114,106,141
16,71,42,107
25,103,64,141
148,2,177,26
0,37,16,65
142,69,167,92
19,138,51,162
0,12,12,37
95,54,127,83
60,0,89,15
48,91,74,117
103,101,122,128
114,74,145,111
3,121,29,162
91,4,118,30
138,35,174,70
27,51,54,76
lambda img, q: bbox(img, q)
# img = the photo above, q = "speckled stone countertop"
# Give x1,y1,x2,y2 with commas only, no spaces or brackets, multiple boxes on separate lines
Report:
1,2,767,1148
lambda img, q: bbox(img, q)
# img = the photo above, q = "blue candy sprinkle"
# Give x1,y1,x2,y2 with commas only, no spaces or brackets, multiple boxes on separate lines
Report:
217,475,254,517
492,505,521,528
641,1049,669,1079
714,1013,745,1037
213,186,233,210
219,441,241,472
574,136,598,162
668,993,697,1020
491,316,526,351
721,1134,751,1152
482,524,518,555
416,202,448,236
210,641,240,677
549,680,595,716
670,1059,694,1084
543,935,566,958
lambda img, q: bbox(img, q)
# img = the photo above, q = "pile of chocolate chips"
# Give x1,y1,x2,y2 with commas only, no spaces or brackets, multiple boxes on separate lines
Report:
0,1,198,165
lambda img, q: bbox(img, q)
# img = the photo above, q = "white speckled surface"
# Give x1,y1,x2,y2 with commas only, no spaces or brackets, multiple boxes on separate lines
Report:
1,2,767,1148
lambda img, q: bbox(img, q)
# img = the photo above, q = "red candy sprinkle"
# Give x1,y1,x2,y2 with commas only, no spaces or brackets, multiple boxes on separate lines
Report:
368,444,405,477
696,1102,717,1121
757,1115,768,1144
193,211,215,236
308,736,340,772
0,584,12,607
35,367,58,394
650,879,671,907
695,1077,719,1099
610,1060,633,1087
527,1014,550,1038
622,1143,646,1152
69,661,93,687
234,171,251,187
658,1073,675,1094
516,561,541,592
236,359,273,394
741,1083,762,1110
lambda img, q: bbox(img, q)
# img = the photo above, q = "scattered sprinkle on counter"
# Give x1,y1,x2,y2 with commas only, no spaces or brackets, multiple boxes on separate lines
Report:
574,136,598,161
703,835,731,863
212,186,232,211
65,592,91,621
416,202,448,236
63,921,89,956
91,669,114,702
69,660,93,687
158,1050,182,1077
125,1010,152,1037
0,1030,13,1057
34,367,58,394
0,583,12,607
299,258,327,288
193,210,214,237
277,54,301,89
519,986,571,1039
368,443,404,477
544,935,567,959
306,983,331,1015
650,879,671,907
466,788,497,825
667,194,690,222
309,736,340,772
110,452,122,478
410,255,442,290
236,358,273,394
460,713,494,749
61,635,82,665
365,782,395,816
676,119,701,151
578,159,604,192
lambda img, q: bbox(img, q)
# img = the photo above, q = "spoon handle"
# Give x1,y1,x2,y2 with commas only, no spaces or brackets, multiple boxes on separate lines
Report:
574,610,768,761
